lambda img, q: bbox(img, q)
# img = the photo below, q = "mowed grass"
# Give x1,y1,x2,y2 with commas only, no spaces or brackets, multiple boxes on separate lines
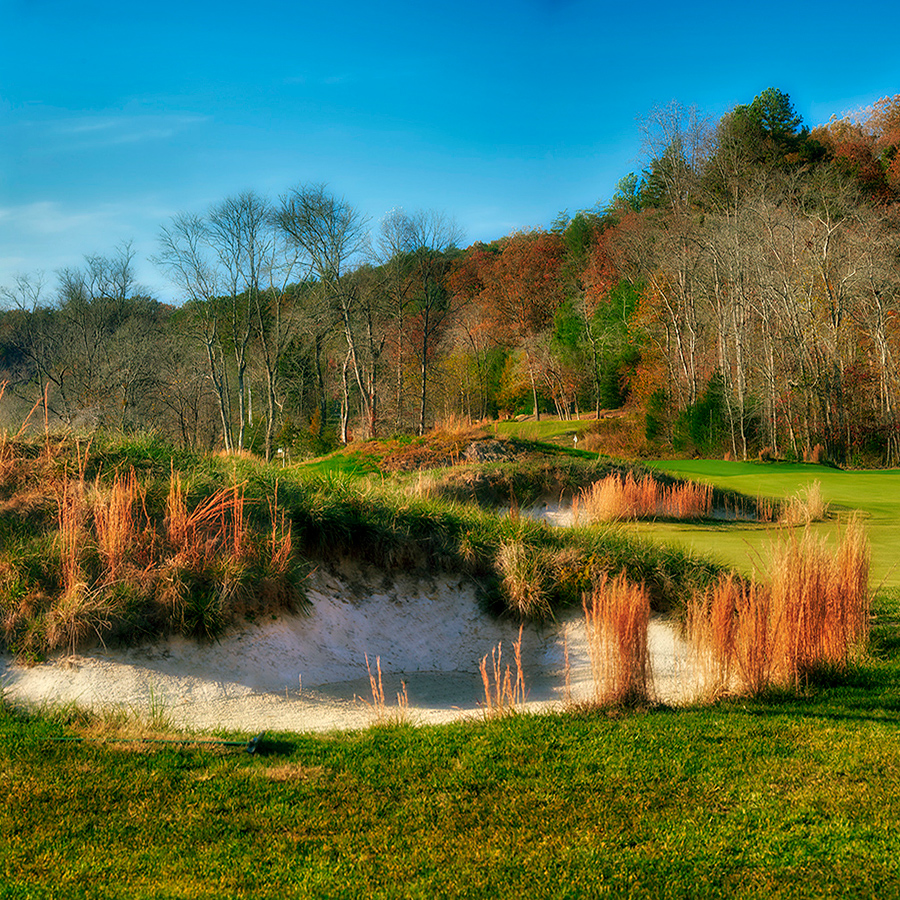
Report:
4,687,900,899
493,417,597,445
642,460,900,588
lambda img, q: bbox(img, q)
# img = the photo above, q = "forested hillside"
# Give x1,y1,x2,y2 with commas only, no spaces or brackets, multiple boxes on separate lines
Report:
3,89,900,464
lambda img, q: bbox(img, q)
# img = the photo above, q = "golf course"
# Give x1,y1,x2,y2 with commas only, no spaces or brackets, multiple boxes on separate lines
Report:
2,425,899,897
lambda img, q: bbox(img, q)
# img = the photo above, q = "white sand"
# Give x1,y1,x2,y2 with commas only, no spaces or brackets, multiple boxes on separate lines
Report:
0,565,697,735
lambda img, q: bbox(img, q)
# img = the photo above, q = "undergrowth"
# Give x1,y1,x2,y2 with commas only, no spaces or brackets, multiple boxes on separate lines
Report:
0,433,725,660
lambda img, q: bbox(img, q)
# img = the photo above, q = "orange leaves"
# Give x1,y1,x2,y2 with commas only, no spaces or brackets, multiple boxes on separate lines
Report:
452,231,565,345
582,229,617,311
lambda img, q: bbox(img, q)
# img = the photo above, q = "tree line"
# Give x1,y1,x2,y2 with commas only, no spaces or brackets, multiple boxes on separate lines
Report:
2,89,900,464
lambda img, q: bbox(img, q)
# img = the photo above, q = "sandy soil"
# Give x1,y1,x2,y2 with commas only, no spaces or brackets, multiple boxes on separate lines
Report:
1,562,698,735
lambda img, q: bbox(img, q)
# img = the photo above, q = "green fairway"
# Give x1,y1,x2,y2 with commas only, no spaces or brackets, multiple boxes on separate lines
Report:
493,418,594,443
641,460,900,588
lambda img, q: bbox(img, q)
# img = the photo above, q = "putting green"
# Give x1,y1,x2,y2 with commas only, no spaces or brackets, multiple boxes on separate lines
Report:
640,460,900,588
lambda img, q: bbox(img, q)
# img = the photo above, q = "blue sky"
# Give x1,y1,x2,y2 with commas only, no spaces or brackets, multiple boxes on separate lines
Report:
2,0,899,302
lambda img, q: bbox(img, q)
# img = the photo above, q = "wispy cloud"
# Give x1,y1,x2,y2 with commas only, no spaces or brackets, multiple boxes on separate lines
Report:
2,112,212,156
0,200,163,293
0,200,117,236
50,113,210,148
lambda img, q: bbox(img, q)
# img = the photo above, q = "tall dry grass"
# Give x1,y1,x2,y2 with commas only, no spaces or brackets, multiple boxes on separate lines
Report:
93,470,147,583
479,625,526,717
779,480,827,525
688,574,779,699
574,473,712,522
55,477,87,601
772,518,869,679
46,475,118,654
581,572,652,706
363,654,409,724
164,473,250,568
2,439,303,657
689,518,870,697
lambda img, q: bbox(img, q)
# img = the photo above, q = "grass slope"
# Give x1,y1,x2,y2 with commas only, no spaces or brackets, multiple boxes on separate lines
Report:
643,459,900,589
1,434,725,659
4,435,899,896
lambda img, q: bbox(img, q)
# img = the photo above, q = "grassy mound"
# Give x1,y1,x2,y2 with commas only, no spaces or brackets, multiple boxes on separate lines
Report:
0,432,727,661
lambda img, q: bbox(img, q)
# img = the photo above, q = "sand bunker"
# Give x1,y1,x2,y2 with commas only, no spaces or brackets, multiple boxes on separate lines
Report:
1,565,697,734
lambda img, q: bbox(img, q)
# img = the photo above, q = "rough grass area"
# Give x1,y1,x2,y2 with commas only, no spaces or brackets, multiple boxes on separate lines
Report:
0,437,306,659
0,434,724,659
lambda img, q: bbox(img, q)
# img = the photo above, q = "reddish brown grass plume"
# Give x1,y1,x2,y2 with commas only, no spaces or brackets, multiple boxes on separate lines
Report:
574,473,712,522
771,518,870,681
93,470,148,583
688,574,779,699
581,572,652,706
689,519,870,697
1,436,305,658
164,472,251,568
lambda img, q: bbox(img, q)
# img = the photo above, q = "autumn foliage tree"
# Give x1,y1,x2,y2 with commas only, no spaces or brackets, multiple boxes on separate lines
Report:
8,88,900,464
464,230,565,419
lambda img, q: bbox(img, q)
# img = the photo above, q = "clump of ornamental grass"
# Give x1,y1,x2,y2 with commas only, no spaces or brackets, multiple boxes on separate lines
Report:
688,518,870,697
772,517,869,680
580,571,652,707
495,540,552,618
1,444,306,658
156,472,304,637
755,496,778,523
779,480,828,525
574,473,712,522
688,573,779,700
479,625,526,718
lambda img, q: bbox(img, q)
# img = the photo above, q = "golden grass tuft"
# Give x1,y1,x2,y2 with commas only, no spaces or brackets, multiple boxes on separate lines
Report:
688,574,778,699
93,470,148,583
689,518,870,697
581,572,652,706
771,518,870,680
496,541,551,618
779,480,828,525
574,473,712,522
164,472,252,569
479,625,526,717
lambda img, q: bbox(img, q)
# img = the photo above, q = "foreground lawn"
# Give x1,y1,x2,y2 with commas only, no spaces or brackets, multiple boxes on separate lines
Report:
4,643,900,900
